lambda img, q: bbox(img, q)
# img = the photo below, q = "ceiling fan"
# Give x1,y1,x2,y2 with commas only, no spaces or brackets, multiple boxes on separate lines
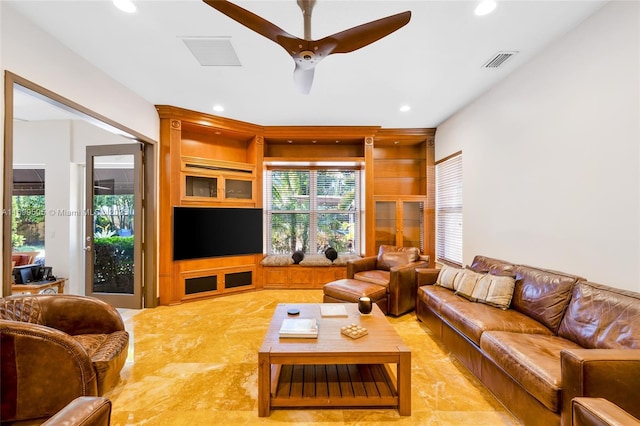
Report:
203,0,411,94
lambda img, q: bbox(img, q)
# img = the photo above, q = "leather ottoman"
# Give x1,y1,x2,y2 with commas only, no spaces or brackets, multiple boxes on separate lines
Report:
323,278,388,315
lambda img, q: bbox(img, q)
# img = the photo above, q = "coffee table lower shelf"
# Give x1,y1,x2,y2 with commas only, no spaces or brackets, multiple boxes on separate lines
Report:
270,364,399,409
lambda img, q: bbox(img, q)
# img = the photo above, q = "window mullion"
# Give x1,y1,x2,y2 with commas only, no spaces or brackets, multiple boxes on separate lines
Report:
309,170,318,253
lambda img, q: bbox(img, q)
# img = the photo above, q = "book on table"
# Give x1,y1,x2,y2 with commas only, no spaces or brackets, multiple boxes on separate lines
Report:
320,304,348,318
279,318,318,338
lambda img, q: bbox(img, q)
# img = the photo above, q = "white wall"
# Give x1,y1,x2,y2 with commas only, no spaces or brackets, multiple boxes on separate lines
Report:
0,4,158,141
435,1,640,291
1,3,159,295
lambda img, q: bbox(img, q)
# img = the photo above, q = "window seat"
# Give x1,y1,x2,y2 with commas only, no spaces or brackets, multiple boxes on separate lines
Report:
261,254,361,289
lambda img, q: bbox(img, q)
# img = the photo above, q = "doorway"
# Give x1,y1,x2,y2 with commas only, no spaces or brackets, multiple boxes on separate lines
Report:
3,72,157,308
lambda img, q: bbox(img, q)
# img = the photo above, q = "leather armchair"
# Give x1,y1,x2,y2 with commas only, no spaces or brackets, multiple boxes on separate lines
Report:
572,398,640,426
347,245,428,316
42,397,112,426
0,295,128,424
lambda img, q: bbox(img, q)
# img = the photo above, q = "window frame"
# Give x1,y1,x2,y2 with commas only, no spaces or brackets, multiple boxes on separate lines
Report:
265,167,361,255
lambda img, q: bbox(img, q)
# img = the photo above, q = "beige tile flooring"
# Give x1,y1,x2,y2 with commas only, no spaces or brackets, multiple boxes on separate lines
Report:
109,290,521,425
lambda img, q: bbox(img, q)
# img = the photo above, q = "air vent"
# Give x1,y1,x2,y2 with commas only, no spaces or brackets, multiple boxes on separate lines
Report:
482,51,518,68
181,37,241,66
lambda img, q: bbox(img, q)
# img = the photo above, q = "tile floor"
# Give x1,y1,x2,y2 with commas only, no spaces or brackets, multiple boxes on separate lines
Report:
109,290,521,425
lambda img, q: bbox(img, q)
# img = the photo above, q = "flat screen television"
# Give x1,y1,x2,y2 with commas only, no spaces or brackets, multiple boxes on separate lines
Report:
173,207,263,260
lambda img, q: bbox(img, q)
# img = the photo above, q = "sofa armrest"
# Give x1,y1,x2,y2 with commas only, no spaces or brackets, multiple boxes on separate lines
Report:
387,261,428,316
416,268,440,286
561,349,640,426
37,295,125,335
346,256,377,278
1,320,98,422
42,397,112,426
572,397,640,426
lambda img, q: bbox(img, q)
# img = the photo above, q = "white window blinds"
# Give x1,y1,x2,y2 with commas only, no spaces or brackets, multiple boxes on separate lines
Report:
265,169,360,254
436,152,463,265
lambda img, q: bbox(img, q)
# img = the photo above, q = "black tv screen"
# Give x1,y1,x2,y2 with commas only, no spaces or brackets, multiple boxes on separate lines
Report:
173,207,263,260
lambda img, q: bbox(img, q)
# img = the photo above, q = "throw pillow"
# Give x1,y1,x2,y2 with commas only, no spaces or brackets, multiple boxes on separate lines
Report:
435,265,463,290
471,273,516,310
324,246,338,261
454,269,484,300
292,250,304,264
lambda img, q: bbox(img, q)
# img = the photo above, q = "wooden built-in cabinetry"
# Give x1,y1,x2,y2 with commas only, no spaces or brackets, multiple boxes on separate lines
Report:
366,129,435,256
262,265,347,289
157,106,264,305
157,105,434,305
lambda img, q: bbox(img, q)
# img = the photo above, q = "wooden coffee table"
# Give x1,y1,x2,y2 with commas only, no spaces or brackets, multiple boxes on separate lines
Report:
258,303,411,417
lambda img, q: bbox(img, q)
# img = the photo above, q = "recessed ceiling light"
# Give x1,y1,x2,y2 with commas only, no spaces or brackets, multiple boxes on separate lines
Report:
213,104,224,112
113,0,136,13
475,0,497,16
399,105,411,112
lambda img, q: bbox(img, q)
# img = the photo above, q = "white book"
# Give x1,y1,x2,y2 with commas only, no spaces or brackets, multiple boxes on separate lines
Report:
320,304,348,318
279,318,318,338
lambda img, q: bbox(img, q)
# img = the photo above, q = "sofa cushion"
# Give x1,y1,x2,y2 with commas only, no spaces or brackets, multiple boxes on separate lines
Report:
558,281,640,349
511,265,579,333
261,255,294,266
299,254,333,266
469,255,516,276
480,331,584,412
353,270,390,288
454,269,484,300
418,285,464,314
440,300,553,345
376,245,419,271
471,273,516,310
435,265,463,290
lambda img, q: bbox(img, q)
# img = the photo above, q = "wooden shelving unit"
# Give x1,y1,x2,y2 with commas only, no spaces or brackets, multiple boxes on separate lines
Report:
157,106,435,305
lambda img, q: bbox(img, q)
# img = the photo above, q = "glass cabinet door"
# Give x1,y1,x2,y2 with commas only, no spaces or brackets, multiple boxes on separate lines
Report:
375,201,396,252
402,201,424,249
225,178,252,200
186,176,217,198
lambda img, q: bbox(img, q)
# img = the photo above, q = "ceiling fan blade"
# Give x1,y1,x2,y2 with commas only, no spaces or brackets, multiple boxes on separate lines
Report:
321,10,411,54
293,65,315,95
202,0,297,46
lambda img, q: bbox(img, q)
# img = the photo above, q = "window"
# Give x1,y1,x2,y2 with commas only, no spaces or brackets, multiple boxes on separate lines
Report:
12,169,46,259
265,169,360,254
436,152,462,265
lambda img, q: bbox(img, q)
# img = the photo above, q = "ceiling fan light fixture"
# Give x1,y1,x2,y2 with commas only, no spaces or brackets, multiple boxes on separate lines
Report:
475,0,497,16
399,105,411,112
213,104,224,112
113,0,136,14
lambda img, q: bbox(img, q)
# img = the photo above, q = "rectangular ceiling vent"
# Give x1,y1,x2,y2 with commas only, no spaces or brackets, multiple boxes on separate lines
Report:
482,51,518,68
181,37,241,66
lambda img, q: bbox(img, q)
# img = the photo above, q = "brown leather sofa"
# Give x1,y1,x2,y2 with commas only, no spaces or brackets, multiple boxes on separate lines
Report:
572,397,640,426
345,245,429,316
0,295,129,424
416,255,640,426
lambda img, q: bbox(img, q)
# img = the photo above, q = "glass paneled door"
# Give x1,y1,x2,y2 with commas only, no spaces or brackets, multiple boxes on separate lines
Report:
85,144,142,309
374,199,425,254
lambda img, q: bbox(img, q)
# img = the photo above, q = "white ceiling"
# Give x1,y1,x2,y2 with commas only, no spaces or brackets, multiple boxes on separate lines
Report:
8,0,608,128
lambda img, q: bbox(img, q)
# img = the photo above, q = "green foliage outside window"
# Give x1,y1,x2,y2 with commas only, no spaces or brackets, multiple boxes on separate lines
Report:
268,170,358,254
